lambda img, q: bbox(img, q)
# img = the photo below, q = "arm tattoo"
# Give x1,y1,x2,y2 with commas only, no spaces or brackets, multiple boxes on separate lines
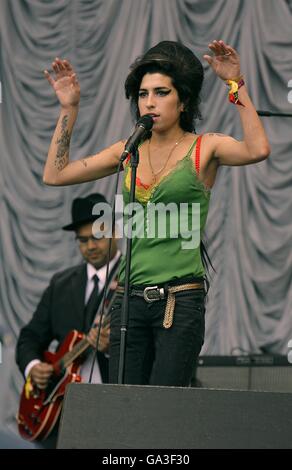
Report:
55,115,71,170
80,155,95,168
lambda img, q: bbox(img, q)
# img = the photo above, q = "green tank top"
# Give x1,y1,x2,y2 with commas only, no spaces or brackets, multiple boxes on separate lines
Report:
118,136,211,285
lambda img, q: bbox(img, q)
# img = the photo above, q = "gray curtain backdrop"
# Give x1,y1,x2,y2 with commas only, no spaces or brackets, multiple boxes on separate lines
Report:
0,0,291,435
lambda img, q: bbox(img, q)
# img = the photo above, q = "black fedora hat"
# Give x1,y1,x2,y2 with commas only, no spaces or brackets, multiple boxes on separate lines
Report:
62,193,109,231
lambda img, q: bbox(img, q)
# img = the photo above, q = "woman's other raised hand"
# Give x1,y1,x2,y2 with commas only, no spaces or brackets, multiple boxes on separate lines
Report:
44,58,80,108
203,40,241,81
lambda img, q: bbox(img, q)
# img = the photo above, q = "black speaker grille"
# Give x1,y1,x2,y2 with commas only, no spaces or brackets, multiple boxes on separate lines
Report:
195,356,292,392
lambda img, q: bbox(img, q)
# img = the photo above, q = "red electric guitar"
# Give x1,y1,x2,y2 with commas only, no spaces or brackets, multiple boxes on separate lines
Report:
17,262,120,442
17,329,92,441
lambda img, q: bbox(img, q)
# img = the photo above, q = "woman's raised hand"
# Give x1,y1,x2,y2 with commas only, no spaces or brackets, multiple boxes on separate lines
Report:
203,40,241,81
44,58,80,108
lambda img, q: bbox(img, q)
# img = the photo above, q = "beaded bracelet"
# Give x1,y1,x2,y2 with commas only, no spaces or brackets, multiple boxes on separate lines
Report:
225,77,245,106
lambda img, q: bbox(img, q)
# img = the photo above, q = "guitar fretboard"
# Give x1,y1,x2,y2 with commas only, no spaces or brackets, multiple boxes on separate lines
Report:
58,337,90,370
53,298,114,372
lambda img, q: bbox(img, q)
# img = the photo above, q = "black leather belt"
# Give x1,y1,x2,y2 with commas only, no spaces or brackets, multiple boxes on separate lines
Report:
116,279,204,328
132,286,166,303
117,285,164,303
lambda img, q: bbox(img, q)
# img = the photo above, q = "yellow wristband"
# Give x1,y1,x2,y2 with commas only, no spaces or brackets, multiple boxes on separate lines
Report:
225,74,244,83
225,78,245,106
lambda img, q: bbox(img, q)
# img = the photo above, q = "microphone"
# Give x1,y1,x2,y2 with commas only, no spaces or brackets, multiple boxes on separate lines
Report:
120,114,154,162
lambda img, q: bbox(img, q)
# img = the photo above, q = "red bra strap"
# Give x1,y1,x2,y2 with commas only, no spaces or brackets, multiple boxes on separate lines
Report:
195,134,203,176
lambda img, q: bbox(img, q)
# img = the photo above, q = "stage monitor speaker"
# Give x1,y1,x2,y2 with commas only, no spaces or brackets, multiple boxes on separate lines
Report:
57,383,292,449
194,355,292,392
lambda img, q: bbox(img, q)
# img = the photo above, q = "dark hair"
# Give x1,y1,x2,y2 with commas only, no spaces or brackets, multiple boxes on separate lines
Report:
125,41,204,132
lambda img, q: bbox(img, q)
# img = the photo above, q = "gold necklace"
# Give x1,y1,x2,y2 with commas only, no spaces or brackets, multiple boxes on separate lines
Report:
147,132,186,183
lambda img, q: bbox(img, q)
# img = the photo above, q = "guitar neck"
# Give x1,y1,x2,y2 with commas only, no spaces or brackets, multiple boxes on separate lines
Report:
53,287,116,373
57,336,91,370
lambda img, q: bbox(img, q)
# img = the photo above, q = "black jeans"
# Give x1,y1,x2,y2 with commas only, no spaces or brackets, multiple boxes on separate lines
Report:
109,288,205,387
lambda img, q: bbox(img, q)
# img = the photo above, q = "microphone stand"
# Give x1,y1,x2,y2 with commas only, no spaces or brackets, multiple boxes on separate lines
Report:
257,110,292,117
117,147,139,384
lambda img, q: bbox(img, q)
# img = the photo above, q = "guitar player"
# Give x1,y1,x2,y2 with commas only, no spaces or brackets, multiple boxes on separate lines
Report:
16,193,121,448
